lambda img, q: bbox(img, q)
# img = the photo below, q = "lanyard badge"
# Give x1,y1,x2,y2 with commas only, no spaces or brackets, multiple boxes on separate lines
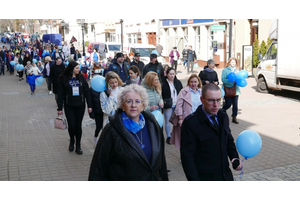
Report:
72,86,79,96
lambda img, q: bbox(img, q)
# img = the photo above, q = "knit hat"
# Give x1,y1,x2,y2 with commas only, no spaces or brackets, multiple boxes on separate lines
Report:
150,53,157,59
116,52,124,59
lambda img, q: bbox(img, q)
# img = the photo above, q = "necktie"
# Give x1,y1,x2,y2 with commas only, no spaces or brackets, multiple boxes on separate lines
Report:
210,115,219,130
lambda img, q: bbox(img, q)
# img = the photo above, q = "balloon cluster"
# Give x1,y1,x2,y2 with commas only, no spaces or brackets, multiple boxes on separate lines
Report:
15,64,24,70
42,50,50,57
35,76,44,87
227,70,248,87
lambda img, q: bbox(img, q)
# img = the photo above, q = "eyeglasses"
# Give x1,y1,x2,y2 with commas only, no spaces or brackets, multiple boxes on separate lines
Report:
203,97,222,105
124,99,143,106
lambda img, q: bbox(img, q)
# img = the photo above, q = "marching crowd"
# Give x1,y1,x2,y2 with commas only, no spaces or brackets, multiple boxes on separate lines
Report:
0,35,244,181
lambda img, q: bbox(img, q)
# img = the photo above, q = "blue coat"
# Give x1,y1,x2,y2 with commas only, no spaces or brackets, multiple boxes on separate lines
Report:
27,74,41,85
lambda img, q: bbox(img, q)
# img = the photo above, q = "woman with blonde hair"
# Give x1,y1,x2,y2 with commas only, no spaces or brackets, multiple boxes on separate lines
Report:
141,71,163,112
221,57,240,124
170,73,202,150
100,71,124,127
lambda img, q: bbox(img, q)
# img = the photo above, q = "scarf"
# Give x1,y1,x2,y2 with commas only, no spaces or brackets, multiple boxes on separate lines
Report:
204,68,214,73
228,65,237,73
122,112,145,134
130,76,140,84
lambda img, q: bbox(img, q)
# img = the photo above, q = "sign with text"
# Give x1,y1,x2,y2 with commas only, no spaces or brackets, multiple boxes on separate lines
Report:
242,45,253,76
211,25,225,31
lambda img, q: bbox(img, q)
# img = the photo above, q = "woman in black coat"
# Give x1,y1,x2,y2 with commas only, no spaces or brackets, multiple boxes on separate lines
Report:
73,49,82,61
198,59,219,87
57,61,92,155
50,57,66,105
88,84,168,181
89,87,104,145
161,67,183,144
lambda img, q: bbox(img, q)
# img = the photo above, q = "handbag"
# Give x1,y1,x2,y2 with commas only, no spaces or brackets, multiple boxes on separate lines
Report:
194,62,199,69
224,84,236,97
54,115,68,130
163,98,173,109
169,109,179,126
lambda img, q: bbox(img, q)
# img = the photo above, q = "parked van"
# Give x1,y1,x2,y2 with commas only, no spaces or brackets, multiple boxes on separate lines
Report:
88,42,122,62
125,43,167,65
256,19,300,93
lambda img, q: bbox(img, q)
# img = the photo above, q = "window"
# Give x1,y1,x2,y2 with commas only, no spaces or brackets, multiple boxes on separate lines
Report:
133,48,156,57
266,43,277,60
128,34,132,43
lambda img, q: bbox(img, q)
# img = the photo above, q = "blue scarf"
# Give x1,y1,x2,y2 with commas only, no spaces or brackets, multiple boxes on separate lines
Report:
122,112,145,134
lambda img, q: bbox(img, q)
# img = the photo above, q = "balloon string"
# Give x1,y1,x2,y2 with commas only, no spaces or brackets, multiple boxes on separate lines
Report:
239,157,247,179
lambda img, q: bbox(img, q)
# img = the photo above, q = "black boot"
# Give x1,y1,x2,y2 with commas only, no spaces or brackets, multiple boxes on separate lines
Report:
75,144,83,155
69,140,75,152
232,116,239,124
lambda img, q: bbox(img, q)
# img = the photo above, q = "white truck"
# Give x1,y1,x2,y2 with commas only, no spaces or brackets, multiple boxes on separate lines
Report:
256,19,300,93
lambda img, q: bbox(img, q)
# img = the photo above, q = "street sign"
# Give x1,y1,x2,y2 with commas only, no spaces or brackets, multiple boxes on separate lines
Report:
211,25,225,31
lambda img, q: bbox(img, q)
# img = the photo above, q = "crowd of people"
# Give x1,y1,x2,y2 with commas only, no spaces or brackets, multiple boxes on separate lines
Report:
1,35,243,181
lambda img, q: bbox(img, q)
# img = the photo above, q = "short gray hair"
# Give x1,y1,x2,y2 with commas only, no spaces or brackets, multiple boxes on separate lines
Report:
117,84,149,111
207,59,215,66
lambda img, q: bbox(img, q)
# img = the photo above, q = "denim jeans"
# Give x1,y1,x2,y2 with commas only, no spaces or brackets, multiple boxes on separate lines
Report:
183,60,188,67
222,95,239,117
163,107,174,138
30,84,36,93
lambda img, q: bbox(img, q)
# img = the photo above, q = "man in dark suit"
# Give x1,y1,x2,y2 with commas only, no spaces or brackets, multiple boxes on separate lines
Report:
180,83,242,181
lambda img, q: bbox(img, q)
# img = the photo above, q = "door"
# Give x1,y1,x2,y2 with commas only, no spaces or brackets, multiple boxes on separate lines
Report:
261,42,277,88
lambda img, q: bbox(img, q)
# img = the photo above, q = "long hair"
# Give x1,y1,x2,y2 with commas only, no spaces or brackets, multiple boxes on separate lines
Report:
186,73,202,89
144,71,161,95
225,57,238,68
105,71,124,89
59,61,81,82
129,65,141,77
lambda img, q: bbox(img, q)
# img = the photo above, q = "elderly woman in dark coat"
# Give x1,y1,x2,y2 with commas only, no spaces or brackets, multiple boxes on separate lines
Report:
88,84,169,181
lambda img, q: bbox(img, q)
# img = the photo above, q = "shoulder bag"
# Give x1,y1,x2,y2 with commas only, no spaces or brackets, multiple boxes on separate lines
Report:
224,84,236,97
169,109,179,126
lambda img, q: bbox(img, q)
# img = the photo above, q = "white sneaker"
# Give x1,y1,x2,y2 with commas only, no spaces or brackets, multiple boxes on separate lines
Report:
49,91,52,95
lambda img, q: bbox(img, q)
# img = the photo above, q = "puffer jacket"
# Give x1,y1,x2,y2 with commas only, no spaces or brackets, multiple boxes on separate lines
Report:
88,108,169,181
141,79,163,112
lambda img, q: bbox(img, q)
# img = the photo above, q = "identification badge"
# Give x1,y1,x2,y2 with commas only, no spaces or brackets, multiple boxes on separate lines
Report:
72,86,79,96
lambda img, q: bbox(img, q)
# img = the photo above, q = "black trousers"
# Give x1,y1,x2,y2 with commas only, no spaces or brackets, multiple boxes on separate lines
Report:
64,104,85,148
94,113,104,138
18,71,23,78
171,60,178,72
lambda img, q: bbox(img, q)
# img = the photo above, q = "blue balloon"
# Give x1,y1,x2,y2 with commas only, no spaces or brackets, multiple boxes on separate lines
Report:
65,61,69,66
221,88,225,98
35,81,42,87
46,52,50,56
10,61,16,66
227,72,236,82
236,130,262,158
79,64,81,70
151,110,164,128
151,50,159,56
35,76,44,85
236,78,247,87
53,49,55,53
42,53,45,57
43,50,46,53
237,70,248,79
32,59,37,63
18,64,24,70
90,75,106,92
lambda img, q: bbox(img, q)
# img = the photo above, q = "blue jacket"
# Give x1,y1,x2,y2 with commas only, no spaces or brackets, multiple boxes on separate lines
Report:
105,59,130,82
27,74,41,85
5,54,15,66
52,52,64,62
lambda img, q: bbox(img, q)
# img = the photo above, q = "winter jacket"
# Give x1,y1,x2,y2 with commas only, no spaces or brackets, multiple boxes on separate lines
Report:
88,108,169,181
161,77,183,104
49,63,66,94
74,53,81,61
42,61,54,78
27,74,41,85
52,52,65,62
187,50,197,61
130,60,145,78
143,61,164,83
141,79,163,112
198,66,219,86
57,74,92,111
23,55,32,66
221,66,241,96
89,87,104,119
106,59,130,82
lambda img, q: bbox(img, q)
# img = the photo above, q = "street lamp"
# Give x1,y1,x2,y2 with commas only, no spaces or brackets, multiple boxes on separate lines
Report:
77,19,86,56
120,19,123,52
